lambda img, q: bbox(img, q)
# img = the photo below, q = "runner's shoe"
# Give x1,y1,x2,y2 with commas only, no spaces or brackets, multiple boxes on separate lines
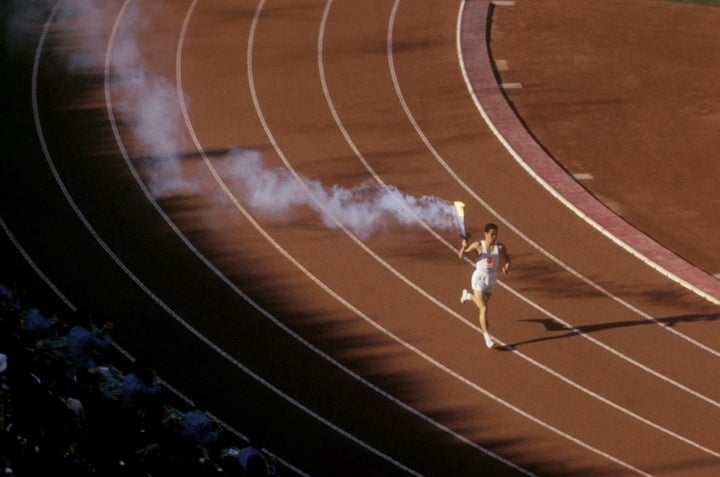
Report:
484,333,495,349
460,289,472,303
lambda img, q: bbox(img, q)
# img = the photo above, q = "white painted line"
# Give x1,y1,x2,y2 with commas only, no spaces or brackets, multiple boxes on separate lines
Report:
243,1,675,472
30,3,310,476
0,216,75,311
206,0,714,471
177,1,535,475
495,59,509,71
460,5,720,308
0,216,312,475
457,1,720,315
33,1,412,475
116,0,720,472
501,82,523,90
573,173,594,180
28,2,716,472
492,1,516,6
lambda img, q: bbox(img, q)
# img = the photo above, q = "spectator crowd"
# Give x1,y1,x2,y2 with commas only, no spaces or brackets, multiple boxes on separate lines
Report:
0,281,279,476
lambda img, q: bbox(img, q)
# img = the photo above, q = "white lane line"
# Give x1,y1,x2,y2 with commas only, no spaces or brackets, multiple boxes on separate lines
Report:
400,0,720,411
457,1,720,308
31,2,380,476
210,0,662,473
85,1,536,475
105,1,416,475
501,82,523,89
174,0,716,470
0,215,75,312
260,0,720,464
0,216,307,477
453,1,720,359
175,0,631,472
24,3,305,473
442,2,720,359
87,0,712,472
317,0,720,466
382,3,720,407
380,0,720,412
175,1,419,475
170,2,535,474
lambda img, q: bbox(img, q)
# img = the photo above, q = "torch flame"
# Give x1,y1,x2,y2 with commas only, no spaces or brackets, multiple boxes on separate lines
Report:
453,201,465,218
454,201,468,238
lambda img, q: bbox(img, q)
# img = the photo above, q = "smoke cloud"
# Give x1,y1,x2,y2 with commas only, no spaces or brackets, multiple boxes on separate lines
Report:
215,150,459,238
103,1,197,199
11,1,459,238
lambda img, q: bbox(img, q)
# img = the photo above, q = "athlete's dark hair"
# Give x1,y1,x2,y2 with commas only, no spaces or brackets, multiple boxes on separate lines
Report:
484,223,498,233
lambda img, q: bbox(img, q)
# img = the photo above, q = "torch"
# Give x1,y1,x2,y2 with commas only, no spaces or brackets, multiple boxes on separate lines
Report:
454,201,470,239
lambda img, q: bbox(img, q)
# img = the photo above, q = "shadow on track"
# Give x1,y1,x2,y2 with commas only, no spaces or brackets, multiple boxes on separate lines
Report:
503,313,720,350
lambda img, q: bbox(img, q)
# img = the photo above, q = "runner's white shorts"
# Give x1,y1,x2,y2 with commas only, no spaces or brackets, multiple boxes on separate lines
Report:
471,270,497,293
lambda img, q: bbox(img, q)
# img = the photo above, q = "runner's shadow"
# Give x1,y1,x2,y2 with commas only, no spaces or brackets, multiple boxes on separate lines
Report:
503,313,720,350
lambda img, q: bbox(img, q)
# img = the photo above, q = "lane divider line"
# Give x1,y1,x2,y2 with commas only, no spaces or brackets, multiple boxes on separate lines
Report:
457,0,720,307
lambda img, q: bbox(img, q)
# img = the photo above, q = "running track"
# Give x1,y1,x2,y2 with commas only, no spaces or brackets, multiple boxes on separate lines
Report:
1,1,719,475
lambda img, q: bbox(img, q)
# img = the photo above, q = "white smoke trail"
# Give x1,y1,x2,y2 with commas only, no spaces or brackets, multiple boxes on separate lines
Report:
18,0,193,199
54,0,106,73
11,1,458,237
215,150,459,238
103,1,196,199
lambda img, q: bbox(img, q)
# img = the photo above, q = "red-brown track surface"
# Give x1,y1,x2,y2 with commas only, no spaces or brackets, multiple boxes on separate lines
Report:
1,0,719,475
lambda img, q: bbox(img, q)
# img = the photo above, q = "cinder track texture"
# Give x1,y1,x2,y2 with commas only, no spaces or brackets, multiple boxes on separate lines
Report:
1,1,718,475
489,0,720,280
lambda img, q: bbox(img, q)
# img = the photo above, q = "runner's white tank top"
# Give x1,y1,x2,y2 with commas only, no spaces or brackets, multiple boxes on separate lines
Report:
475,241,500,275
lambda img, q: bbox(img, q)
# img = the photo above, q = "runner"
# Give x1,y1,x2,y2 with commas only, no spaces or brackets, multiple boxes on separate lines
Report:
458,223,511,348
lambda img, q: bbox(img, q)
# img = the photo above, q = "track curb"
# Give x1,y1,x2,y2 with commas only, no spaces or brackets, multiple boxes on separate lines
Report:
457,0,720,306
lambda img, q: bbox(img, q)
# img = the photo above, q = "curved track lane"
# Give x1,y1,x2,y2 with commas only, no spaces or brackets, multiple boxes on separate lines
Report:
1,0,719,475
